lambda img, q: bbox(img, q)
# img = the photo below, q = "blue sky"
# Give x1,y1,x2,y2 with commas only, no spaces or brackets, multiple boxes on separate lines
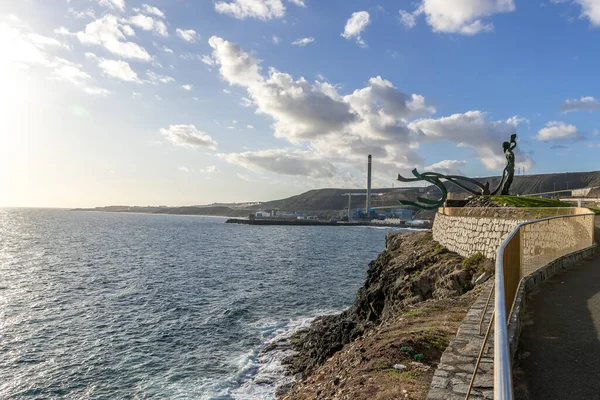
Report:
1,0,599,207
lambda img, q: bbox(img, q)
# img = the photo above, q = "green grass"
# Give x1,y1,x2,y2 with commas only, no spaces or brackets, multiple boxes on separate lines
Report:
486,196,573,208
385,369,421,380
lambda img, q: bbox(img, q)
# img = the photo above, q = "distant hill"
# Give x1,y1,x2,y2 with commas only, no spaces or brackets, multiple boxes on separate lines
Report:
260,188,411,212
74,170,600,217
260,170,600,212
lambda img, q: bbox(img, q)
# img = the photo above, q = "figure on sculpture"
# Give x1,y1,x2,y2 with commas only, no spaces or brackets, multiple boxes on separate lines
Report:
501,134,517,195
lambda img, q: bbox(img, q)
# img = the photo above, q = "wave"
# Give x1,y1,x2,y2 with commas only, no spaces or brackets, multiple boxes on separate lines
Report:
201,309,341,400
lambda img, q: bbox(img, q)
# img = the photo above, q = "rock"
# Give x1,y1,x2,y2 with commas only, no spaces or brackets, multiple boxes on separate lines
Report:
410,361,430,371
275,381,296,398
282,232,475,380
393,364,407,370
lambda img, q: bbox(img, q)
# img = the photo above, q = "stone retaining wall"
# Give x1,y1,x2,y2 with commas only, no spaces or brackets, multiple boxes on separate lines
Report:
433,213,525,259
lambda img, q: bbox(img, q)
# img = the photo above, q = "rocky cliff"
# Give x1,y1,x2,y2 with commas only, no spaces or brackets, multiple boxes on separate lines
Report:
279,231,492,399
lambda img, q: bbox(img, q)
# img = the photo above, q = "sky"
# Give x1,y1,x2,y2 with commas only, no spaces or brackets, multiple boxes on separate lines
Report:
1,0,600,208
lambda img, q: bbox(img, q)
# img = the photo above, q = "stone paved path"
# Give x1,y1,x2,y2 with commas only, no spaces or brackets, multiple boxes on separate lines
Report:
427,281,495,400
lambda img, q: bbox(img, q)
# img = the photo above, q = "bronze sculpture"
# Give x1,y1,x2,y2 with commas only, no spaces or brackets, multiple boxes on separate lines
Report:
501,134,517,195
396,134,518,209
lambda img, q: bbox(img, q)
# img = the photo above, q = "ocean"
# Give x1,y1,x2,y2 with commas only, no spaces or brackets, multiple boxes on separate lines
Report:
0,208,415,399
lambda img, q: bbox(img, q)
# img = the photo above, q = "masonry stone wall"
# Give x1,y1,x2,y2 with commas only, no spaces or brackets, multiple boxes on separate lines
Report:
433,213,525,260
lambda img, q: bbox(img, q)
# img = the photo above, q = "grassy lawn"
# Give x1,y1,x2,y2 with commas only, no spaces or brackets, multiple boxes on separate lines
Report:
486,196,574,208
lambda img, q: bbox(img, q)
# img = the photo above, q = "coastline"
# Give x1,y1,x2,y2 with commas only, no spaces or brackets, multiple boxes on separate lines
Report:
276,231,491,399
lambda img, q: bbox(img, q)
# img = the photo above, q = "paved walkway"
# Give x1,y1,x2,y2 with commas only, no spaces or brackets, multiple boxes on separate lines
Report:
515,216,600,399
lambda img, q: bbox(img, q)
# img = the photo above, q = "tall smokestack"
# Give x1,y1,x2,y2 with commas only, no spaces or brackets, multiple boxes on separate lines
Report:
366,155,372,212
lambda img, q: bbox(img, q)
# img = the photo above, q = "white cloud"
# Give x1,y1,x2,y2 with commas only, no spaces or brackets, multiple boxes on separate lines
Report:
215,0,304,20
215,0,285,20
160,125,218,148
121,24,135,36
147,70,175,84
209,36,440,177
409,111,533,170
240,97,253,107
28,33,72,49
272,35,281,44
202,165,221,173
400,0,515,35
129,14,168,36
85,87,110,96
247,125,255,129
182,84,192,90
0,20,108,95
572,0,600,26
97,58,142,82
98,0,126,12
76,15,152,61
223,89,232,94
220,149,338,178
162,46,173,53
341,11,371,46
594,129,599,136
208,36,534,180
178,166,191,173
180,52,200,60
559,96,600,112
51,57,92,85
399,10,417,29
200,54,215,66
208,36,263,86
424,159,467,175
291,37,315,46
536,121,579,141
67,8,97,19
506,115,529,126
54,26,72,36
176,28,198,42
136,4,165,18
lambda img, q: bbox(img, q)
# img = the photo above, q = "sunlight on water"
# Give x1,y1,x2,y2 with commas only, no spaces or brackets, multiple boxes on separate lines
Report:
0,209,411,399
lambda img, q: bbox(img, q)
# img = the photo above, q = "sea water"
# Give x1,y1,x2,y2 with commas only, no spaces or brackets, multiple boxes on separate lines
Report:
0,208,415,399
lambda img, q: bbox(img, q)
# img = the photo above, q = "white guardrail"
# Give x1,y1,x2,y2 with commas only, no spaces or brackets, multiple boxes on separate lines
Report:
493,211,595,399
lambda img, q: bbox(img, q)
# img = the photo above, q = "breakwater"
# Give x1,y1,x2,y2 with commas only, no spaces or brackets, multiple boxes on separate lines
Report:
225,218,430,228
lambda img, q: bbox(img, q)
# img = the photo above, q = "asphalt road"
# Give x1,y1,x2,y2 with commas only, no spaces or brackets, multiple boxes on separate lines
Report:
514,216,600,399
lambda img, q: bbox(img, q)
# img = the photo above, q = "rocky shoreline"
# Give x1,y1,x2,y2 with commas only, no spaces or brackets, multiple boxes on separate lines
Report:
275,231,492,399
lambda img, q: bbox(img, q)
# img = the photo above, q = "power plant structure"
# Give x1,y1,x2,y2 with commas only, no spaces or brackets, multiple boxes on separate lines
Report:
340,154,414,222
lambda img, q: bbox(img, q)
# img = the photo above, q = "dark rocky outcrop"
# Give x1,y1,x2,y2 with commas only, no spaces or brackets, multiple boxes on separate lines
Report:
281,232,490,383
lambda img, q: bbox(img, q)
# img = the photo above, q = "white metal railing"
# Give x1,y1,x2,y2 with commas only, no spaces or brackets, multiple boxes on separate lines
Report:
493,211,595,399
